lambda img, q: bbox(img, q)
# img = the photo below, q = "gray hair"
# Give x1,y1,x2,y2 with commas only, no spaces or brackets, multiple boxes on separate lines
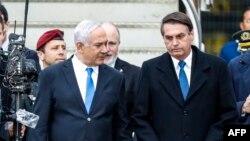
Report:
74,20,102,45
101,22,120,42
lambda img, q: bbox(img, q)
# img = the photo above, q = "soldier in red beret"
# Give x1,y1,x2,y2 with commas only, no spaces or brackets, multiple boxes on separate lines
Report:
36,29,67,69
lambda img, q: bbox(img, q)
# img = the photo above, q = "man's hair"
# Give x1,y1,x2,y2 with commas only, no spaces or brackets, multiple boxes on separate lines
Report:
0,14,4,30
37,46,46,53
101,22,120,42
241,6,250,22
74,20,101,45
160,12,193,36
0,3,8,23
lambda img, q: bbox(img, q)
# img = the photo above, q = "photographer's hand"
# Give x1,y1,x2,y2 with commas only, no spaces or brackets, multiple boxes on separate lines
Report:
7,121,26,138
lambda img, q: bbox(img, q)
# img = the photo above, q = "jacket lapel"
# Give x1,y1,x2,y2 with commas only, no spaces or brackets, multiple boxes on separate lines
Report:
88,64,107,114
157,47,210,105
157,53,184,106
187,47,210,100
114,58,125,73
238,53,250,93
62,59,87,114
238,52,250,72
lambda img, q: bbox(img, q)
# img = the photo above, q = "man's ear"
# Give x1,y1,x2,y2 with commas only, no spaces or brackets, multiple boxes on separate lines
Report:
76,42,84,50
240,22,244,30
36,51,45,61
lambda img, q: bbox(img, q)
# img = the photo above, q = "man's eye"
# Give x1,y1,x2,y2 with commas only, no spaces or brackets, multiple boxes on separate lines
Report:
165,36,173,41
176,34,185,40
108,42,117,46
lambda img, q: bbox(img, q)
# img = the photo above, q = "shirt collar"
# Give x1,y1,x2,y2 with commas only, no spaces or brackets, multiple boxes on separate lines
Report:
72,54,98,74
171,50,193,69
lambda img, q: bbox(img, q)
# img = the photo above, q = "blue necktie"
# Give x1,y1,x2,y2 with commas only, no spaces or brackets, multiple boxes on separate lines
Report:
178,61,189,100
85,68,95,113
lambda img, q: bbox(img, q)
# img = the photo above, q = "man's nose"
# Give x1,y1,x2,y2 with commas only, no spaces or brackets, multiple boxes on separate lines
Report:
172,37,179,45
58,47,66,54
102,42,109,53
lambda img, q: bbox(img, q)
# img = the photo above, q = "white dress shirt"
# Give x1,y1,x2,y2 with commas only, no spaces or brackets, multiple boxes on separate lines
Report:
72,54,98,103
171,50,192,86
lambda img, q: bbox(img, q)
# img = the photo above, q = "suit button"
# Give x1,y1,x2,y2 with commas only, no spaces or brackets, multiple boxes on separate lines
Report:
183,133,189,138
87,117,91,121
183,110,188,116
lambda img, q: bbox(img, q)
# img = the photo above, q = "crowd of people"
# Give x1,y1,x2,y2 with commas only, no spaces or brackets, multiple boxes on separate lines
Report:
0,1,250,141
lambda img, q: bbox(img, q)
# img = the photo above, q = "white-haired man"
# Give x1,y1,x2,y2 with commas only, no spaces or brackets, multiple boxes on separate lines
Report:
28,20,131,141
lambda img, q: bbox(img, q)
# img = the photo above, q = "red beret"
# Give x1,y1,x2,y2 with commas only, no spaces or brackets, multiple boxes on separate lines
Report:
36,29,64,50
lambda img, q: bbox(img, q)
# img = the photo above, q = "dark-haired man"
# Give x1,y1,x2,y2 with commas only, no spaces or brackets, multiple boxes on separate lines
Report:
36,29,67,70
130,12,238,141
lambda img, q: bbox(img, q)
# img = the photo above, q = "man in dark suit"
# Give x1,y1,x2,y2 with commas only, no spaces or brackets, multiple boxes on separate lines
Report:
102,22,140,141
28,20,131,141
130,12,238,141
102,22,140,114
228,29,250,124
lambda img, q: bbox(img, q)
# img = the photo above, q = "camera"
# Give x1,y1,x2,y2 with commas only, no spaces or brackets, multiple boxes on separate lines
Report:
4,33,38,94
0,33,38,141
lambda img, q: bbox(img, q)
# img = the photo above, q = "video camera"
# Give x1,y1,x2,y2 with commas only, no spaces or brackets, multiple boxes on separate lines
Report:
0,33,39,141
4,33,38,93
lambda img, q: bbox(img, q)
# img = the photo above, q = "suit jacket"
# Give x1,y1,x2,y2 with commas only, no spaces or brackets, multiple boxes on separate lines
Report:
115,58,140,114
131,46,238,141
228,51,250,124
27,57,131,141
